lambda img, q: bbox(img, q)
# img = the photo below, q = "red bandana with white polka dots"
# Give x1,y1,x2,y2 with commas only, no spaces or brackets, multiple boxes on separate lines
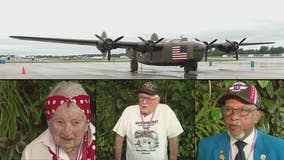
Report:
45,95,91,121
46,95,95,160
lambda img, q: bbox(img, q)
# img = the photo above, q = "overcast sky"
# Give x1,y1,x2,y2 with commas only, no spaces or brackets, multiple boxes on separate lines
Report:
1,0,284,47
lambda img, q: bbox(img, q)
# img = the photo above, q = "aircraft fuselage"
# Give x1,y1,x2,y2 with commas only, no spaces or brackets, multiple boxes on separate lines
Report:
137,39,206,66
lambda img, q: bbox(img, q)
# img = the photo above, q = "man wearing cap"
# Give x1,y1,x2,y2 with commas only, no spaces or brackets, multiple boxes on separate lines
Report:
113,81,184,160
198,82,284,160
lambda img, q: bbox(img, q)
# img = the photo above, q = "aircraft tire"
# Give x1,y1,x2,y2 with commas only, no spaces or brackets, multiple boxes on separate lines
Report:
130,59,138,72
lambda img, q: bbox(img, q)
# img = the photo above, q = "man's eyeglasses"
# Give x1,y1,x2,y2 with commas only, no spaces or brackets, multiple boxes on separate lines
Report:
221,106,258,117
138,95,156,102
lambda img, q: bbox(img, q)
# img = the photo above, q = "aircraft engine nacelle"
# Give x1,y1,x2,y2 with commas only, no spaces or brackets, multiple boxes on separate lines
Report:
96,43,107,57
96,42,106,53
216,41,239,53
217,38,246,53
95,33,124,60
96,39,116,58
96,39,116,52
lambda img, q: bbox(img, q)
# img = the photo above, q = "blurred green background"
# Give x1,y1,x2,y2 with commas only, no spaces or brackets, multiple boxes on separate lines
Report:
0,80,283,159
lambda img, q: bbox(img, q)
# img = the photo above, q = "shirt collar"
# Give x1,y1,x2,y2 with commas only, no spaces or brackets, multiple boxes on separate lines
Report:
229,128,255,147
40,123,96,152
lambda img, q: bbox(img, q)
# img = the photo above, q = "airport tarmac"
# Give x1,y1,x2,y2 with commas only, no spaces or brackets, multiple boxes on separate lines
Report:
1,58,284,79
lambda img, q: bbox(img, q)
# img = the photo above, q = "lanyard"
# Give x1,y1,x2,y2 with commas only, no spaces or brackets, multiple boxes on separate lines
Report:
56,138,83,160
140,110,156,136
229,129,257,160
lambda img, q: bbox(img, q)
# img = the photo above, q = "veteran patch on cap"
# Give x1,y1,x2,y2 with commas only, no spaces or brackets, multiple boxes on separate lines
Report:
217,82,261,108
139,81,159,95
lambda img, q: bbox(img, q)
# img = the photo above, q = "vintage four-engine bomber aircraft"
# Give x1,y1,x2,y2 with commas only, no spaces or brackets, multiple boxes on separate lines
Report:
10,33,274,74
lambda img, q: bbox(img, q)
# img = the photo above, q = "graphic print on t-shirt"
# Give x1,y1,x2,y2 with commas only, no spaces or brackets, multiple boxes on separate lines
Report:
134,120,159,155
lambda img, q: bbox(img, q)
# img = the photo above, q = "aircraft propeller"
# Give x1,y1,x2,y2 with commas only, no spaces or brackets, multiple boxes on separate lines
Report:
138,36,164,61
95,34,124,61
138,37,164,51
195,38,217,61
225,38,246,61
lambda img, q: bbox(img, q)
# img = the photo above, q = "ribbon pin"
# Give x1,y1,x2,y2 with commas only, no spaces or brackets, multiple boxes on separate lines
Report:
260,154,266,160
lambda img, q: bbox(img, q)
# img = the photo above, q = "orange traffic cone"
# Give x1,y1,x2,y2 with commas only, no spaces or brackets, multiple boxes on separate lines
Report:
21,66,26,75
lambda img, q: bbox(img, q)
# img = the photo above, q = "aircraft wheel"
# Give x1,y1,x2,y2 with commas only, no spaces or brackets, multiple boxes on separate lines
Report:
184,61,197,73
130,59,138,72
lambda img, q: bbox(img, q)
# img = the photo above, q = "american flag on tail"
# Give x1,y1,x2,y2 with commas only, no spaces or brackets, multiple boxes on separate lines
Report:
171,45,188,60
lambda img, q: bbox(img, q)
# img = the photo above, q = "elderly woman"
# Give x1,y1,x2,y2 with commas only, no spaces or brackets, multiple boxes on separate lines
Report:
21,81,96,160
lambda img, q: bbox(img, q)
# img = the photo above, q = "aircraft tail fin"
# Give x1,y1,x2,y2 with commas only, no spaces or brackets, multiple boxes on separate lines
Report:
151,33,158,41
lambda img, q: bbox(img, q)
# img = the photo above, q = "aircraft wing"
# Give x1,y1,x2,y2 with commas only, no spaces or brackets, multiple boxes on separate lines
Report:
239,42,275,46
10,36,101,46
207,40,275,56
210,41,275,48
9,36,164,51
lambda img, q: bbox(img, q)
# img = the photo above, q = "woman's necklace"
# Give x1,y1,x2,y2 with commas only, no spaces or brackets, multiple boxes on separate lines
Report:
56,138,83,160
